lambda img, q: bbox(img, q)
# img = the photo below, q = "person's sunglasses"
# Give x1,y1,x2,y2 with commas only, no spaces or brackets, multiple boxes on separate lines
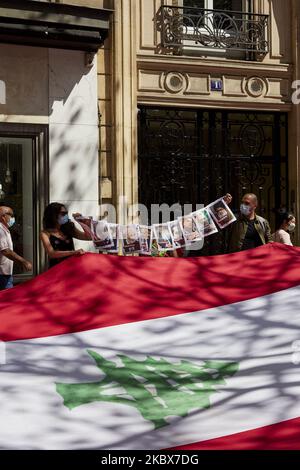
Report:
5,212,14,217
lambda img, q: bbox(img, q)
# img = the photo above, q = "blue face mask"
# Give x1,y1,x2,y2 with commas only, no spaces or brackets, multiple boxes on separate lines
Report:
7,217,15,228
58,214,69,226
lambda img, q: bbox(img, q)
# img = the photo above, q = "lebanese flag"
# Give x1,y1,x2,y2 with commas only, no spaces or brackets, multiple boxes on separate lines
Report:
1,243,300,450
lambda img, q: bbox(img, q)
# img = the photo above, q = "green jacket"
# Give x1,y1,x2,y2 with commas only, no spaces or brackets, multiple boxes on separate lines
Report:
227,214,272,253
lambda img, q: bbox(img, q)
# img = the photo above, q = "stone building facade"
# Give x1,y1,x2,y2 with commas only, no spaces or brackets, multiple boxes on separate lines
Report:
101,0,300,255
0,0,112,279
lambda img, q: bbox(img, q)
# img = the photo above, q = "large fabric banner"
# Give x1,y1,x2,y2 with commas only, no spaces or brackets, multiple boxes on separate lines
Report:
1,243,300,449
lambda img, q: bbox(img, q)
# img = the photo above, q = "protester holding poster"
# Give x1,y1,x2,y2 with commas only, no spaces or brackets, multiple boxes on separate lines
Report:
227,193,272,253
40,203,90,268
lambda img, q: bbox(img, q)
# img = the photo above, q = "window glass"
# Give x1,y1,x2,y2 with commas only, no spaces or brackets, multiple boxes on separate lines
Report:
184,0,242,9
184,0,205,8
214,1,242,10
0,137,34,275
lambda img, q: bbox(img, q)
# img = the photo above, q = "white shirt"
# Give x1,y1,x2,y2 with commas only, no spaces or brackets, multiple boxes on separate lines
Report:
272,229,293,246
0,222,14,275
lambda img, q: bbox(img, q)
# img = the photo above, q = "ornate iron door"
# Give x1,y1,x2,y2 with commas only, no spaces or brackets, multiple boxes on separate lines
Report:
138,107,288,255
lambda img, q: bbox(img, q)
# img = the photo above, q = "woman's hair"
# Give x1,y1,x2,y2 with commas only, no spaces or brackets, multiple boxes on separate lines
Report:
43,202,75,237
276,212,295,231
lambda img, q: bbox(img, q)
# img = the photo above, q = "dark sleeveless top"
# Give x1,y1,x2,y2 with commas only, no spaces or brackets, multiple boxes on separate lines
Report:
49,234,75,268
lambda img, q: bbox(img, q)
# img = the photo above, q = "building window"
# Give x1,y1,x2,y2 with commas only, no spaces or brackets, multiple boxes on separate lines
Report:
159,0,268,60
184,0,244,27
184,1,243,10
0,138,34,276
0,124,48,281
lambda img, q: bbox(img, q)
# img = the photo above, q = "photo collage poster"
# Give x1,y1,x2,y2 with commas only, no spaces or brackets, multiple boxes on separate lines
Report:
75,197,236,255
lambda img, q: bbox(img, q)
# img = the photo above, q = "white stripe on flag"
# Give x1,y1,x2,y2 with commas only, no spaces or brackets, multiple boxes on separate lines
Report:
1,285,300,449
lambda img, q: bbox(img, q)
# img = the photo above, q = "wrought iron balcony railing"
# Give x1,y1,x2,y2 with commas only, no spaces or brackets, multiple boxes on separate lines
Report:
157,5,269,60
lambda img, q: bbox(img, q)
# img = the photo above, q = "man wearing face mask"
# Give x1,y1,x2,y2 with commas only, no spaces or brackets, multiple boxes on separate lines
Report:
227,194,272,253
0,206,33,290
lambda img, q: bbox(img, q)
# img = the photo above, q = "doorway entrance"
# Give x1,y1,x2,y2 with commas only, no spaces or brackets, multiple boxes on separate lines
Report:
0,124,48,279
138,107,288,255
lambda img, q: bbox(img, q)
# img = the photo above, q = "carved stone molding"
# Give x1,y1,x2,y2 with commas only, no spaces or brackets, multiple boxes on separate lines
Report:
137,66,290,106
162,71,188,94
244,76,268,98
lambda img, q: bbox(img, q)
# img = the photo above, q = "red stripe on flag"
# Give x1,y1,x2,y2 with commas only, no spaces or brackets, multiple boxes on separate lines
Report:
1,243,300,342
169,417,300,450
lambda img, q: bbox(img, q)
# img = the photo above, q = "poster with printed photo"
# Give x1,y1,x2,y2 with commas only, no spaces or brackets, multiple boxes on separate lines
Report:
207,198,236,229
120,224,142,254
191,208,218,237
106,223,119,253
92,220,114,249
168,220,186,249
74,215,93,239
178,214,203,246
139,226,152,255
152,223,174,252
150,226,157,254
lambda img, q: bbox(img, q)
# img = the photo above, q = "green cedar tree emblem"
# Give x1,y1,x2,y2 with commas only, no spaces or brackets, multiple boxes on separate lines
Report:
56,350,239,429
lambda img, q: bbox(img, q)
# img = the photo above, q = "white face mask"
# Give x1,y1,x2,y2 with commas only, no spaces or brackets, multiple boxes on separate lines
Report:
288,223,296,232
7,217,15,228
240,204,252,216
